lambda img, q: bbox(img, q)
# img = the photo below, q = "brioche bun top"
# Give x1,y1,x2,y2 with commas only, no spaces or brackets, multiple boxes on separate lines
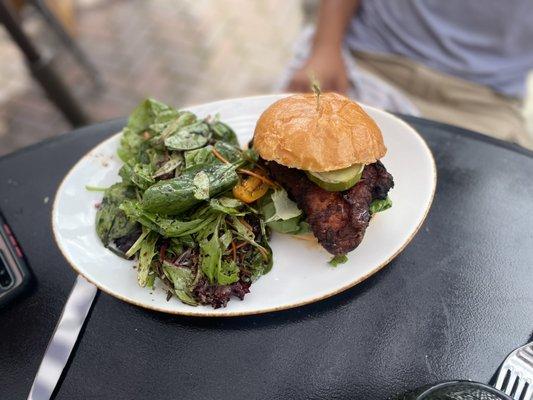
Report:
253,93,386,171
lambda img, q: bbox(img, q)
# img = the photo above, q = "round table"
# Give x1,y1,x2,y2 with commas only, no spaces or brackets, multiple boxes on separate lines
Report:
0,116,532,400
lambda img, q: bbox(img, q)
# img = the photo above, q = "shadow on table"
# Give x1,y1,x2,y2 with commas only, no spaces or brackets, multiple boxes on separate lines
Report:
133,256,399,330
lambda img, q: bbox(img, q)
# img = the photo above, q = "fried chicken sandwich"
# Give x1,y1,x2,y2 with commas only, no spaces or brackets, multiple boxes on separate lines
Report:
253,93,394,259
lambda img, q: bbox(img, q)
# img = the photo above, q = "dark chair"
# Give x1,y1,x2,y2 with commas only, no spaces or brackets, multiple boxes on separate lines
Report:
0,0,101,126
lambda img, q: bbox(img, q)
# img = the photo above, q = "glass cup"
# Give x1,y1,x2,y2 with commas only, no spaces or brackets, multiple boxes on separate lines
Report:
399,381,512,400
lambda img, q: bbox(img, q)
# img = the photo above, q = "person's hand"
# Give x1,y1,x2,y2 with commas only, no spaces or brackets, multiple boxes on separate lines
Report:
286,47,349,94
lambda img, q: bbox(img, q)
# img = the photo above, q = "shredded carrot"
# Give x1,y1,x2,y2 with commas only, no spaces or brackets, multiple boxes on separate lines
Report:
237,168,278,188
212,147,230,164
257,245,269,261
254,163,268,173
238,217,253,233
235,241,248,250
231,241,237,262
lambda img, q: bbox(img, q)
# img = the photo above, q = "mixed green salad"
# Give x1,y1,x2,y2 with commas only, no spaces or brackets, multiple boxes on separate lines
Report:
94,99,308,308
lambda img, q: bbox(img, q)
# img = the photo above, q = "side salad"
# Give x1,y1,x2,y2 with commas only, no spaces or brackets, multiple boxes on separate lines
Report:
94,99,307,308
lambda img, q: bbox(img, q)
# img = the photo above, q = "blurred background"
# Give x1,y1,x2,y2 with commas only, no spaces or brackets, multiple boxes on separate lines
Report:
0,0,532,157
0,0,310,156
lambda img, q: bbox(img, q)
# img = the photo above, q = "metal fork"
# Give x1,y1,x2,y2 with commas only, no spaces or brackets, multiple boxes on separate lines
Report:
495,342,533,400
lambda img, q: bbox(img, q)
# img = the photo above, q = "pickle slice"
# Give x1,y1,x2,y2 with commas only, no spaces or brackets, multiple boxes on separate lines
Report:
306,164,364,192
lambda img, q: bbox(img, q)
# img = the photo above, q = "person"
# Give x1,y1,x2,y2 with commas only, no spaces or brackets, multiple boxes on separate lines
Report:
286,0,533,148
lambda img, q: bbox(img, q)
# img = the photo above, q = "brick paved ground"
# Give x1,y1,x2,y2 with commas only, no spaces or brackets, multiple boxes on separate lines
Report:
0,0,304,156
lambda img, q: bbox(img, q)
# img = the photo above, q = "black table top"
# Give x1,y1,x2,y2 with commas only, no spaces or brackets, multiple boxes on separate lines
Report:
1,116,532,400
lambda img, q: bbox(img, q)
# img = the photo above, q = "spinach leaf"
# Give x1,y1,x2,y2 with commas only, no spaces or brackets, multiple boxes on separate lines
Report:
120,201,219,237
137,230,158,287
130,163,155,190
192,171,210,200
214,142,243,163
117,101,195,167
118,99,176,164
117,128,144,165
162,263,197,305
242,148,259,163
145,147,166,171
118,164,133,185
211,121,239,146
184,145,215,170
152,153,183,179
142,163,238,215
127,98,174,135
95,183,138,246
184,142,242,170
165,131,208,151
164,121,210,151
370,196,392,214
150,111,196,136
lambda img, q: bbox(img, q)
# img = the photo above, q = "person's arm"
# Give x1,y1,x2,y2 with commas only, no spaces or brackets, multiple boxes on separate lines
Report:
287,0,360,94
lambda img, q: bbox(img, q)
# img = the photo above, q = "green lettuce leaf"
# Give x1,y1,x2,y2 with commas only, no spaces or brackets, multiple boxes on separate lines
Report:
137,230,158,287
246,240,274,280
259,192,308,235
217,260,240,285
163,263,197,305
267,189,302,222
209,197,246,216
370,196,392,214
95,183,138,246
219,229,233,249
200,229,222,284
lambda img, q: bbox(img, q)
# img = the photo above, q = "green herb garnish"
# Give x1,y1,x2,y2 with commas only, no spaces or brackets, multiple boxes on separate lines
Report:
311,75,322,111
329,254,348,267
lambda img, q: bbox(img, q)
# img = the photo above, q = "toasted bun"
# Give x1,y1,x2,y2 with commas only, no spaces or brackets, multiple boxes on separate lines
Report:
253,93,386,172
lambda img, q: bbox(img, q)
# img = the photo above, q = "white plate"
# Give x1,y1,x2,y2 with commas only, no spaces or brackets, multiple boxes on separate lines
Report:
52,94,436,317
